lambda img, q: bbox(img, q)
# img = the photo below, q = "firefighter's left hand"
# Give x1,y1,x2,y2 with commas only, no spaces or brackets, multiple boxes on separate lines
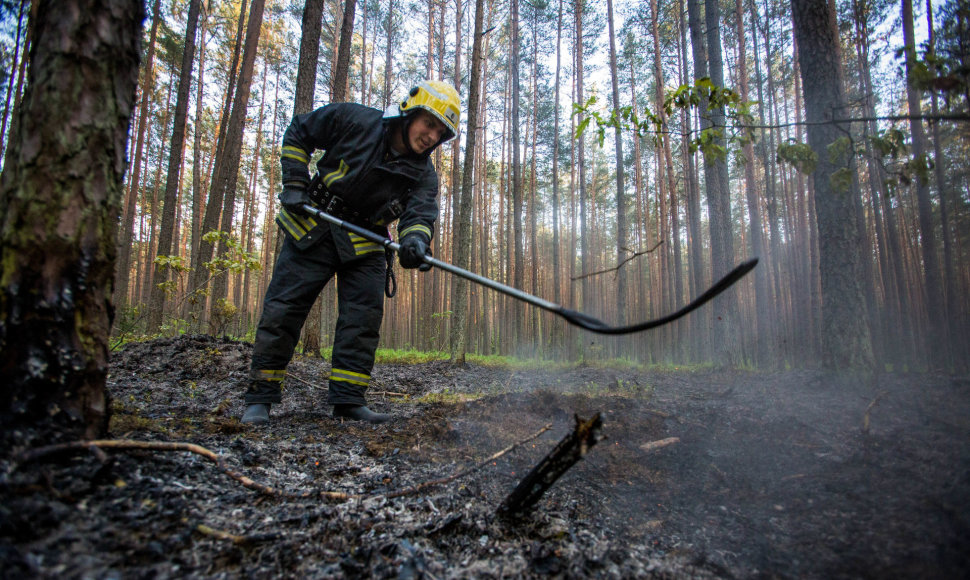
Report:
399,234,432,271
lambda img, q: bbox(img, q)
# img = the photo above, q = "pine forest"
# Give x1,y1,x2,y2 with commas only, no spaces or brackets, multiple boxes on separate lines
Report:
1,0,967,372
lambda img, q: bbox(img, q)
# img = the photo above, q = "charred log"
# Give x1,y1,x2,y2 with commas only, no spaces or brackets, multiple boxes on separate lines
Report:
498,413,604,516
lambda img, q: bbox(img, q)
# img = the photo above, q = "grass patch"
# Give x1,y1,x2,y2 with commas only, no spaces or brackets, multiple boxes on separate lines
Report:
412,390,484,404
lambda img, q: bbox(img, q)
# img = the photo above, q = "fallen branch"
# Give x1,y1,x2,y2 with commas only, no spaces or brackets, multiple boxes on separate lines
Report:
384,423,552,499
498,413,604,517
862,390,889,434
15,440,351,501
374,390,410,398
571,241,663,281
192,523,282,545
14,423,554,504
638,437,680,453
285,372,317,388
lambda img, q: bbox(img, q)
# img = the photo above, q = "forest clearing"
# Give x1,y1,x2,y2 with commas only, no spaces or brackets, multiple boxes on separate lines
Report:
2,335,968,578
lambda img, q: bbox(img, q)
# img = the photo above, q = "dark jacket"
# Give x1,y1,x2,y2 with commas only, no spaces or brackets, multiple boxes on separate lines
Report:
276,103,439,258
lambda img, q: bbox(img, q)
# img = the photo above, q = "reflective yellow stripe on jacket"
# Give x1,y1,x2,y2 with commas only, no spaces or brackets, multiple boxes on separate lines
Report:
349,232,383,256
277,207,318,241
399,224,432,240
282,146,309,164
324,160,349,187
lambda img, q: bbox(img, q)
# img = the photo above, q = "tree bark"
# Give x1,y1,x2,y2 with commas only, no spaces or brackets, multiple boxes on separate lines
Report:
449,0,484,364
902,0,948,370
295,0,325,114
0,0,143,440
195,0,266,333
295,0,327,356
791,0,874,369
114,0,162,309
607,0,628,332
704,0,741,366
332,0,356,102
147,0,203,333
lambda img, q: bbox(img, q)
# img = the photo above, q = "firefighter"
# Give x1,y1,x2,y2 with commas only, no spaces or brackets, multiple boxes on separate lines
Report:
242,80,461,425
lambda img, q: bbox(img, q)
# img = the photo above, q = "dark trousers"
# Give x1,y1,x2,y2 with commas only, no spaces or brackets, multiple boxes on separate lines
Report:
246,229,386,406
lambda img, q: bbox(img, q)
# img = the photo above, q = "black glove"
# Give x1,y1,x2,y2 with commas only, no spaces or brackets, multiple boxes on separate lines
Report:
399,234,432,271
278,185,310,215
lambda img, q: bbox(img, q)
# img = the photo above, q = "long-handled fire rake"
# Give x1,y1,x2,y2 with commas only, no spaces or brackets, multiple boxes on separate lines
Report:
302,204,758,335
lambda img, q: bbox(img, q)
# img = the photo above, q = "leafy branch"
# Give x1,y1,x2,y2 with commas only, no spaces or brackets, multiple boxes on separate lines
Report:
573,77,757,162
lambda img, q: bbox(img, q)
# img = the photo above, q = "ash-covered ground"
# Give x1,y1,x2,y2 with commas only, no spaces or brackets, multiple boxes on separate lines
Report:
2,334,969,578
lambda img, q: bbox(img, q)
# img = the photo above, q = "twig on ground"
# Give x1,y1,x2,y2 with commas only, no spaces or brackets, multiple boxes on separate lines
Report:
383,423,553,500
862,390,889,434
638,437,680,453
14,423,554,504
15,440,350,501
285,372,317,388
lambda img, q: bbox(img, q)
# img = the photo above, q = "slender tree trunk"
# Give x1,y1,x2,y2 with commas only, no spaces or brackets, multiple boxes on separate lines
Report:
296,0,325,113
574,0,590,327
147,0,202,332
194,0,266,332
0,0,28,162
551,0,564,357
685,0,710,361
607,0,627,333
189,9,209,318
704,0,741,365
114,0,162,309
926,0,963,370
295,0,327,355
332,0,357,101
382,0,395,109
902,0,948,370
737,0,771,366
450,0,485,364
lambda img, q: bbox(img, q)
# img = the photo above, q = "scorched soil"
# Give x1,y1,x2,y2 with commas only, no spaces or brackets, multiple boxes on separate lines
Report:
2,334,968,578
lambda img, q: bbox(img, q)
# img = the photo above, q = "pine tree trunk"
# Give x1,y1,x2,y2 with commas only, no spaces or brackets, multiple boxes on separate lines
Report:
902,0,948,370
195,0,264,333
147,0,203,333
792,0,874,369
449,0,485,364
115,0,162,310
332,0,356,101
0,0,142,440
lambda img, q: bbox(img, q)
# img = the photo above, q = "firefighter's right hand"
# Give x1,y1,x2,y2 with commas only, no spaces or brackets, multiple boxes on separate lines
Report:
278,185,310,215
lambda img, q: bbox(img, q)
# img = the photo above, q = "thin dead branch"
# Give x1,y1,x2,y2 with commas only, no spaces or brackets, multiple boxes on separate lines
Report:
862,390,889,434
498,413,604,517
571,241,663,281
192,523,281,545
14,424,554,505
384,423,553,499
638,437,680,453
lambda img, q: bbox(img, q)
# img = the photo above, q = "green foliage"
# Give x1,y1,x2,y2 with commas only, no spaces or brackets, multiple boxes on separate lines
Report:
573,77,757,163
776,142,818,175
113,231,262,347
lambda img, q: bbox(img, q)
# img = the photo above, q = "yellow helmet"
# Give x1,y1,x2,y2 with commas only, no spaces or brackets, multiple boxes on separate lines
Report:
400,80,461,141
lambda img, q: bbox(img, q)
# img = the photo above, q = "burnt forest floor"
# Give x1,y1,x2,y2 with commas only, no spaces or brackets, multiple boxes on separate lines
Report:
2,334,970,579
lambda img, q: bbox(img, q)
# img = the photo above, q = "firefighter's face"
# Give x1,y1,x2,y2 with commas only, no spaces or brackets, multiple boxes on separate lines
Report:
407,111,448,154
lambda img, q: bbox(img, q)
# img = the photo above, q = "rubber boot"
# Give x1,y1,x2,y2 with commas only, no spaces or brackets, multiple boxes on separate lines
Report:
333,404,391,424
242,403,271,424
